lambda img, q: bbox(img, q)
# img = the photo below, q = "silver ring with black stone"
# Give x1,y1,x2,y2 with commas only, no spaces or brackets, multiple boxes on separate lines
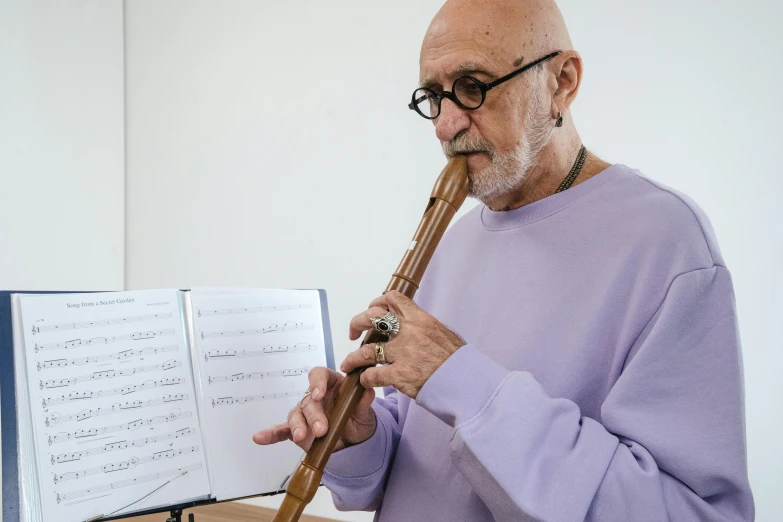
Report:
371,311,400,336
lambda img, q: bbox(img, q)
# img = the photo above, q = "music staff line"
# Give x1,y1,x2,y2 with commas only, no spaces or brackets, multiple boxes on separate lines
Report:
38,345,179,371
53,445,201,484
31,313,172,336
53,426,195,464
56,463,202,503
49,409,192,446
34,329,175,353
207,366,310,384
40,359,182,390
45,394,188,427
197,303,312,318
200,322,313,340
42,378,183,408
203,344,317,363
211,389,304,408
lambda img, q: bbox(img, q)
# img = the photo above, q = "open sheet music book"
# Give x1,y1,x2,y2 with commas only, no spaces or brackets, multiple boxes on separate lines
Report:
7,288,333,522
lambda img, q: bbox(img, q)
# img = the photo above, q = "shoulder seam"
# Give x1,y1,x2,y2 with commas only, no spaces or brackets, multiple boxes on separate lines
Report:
634,175,724,268
621,264,726,372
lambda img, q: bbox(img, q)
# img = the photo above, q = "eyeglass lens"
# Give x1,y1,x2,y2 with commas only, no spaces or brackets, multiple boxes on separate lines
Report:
411,77,486,119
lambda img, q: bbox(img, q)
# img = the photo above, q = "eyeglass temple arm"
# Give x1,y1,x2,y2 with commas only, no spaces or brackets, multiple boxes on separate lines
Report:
485,51,563,91
407,50,562,111
409,97,425,110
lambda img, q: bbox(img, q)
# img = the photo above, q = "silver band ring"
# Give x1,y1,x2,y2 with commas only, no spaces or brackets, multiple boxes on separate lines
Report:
371,311,400,337
300,390,311,406
375,342,386,365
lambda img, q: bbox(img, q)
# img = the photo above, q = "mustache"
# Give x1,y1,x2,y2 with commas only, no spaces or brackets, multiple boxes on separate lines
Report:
441,133,496,160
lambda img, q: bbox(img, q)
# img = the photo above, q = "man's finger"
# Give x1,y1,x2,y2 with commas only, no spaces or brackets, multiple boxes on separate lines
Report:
368,290,418,315
302,394,329,437
356,387,376,411
341,343,376,373
360,366,397,389
341,342,396,373
252,423,291,445
308,367,341,401
348,306,389,341
287,406,309,443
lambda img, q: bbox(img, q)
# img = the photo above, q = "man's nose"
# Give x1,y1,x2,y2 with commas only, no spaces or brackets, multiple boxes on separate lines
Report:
434,98,471,143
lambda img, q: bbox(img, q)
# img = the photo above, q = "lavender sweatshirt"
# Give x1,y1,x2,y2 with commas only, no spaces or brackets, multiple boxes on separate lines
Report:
322,164,754,521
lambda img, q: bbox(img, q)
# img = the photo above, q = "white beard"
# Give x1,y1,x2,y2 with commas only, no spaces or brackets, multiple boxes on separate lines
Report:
441,72,555,203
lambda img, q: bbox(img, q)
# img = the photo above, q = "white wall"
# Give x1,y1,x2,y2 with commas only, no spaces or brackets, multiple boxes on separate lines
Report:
116,0,781,520
0,0,125,292
0,3,124,520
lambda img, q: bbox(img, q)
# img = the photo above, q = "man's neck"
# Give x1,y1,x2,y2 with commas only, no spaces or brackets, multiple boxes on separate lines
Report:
484,133,612,212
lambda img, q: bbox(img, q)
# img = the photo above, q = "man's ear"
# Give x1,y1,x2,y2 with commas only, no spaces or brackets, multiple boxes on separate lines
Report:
550,51,583,118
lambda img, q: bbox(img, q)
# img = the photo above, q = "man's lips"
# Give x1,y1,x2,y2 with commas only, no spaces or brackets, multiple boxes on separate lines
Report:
444,150,490,159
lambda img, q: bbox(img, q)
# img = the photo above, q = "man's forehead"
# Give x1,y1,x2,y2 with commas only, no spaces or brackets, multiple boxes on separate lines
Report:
419,12,524,86
419,61,494,88
419,38,518,87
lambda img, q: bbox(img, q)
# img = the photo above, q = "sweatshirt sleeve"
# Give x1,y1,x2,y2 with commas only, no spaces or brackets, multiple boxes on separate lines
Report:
321,388,402,512
415,266,754,521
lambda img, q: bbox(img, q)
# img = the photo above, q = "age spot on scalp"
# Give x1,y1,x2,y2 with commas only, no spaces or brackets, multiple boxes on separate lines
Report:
513,56,525,67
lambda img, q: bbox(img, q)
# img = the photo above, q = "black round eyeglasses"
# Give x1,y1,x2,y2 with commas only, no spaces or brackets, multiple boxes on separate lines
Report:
408,51,562,120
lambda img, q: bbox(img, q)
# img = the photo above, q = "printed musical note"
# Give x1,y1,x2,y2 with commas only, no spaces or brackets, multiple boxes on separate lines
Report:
189,288,326,501
197,303,312,318
200,322,313,340
54,445,201,484
210,389,304,408
31,313,172,335
56,463,202,503
203,343,317,362
52,426,195,464
39,359,181,389
38,345,179,371
19,289,211,522
207,366,310,384
43,378,182,408
48,410,193,446
45,394,188,427
35,329,175,352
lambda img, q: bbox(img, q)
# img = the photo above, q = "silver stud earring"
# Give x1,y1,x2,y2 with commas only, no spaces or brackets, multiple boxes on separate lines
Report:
555,111,563,128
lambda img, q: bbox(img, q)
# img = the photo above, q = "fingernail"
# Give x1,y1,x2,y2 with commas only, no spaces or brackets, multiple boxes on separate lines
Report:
314,421,323,434
293,428,302,441
312,387,320,400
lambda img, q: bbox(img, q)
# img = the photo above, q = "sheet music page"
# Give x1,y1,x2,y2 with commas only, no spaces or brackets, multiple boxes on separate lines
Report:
189,288,327,501
17,290,211,522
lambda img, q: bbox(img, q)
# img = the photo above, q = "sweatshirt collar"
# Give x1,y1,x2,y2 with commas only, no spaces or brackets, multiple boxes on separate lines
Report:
480,164,626,230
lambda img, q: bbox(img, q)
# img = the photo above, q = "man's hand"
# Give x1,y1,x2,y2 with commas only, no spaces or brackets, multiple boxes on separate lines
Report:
252,367,377,452
341,290,466,398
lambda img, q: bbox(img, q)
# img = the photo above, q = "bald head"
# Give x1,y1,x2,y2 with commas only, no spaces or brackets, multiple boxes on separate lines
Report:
421,0,572,85
416,0,585,209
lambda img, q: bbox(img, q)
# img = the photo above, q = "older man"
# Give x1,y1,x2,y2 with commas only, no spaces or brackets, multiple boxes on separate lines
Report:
254,0,754,520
